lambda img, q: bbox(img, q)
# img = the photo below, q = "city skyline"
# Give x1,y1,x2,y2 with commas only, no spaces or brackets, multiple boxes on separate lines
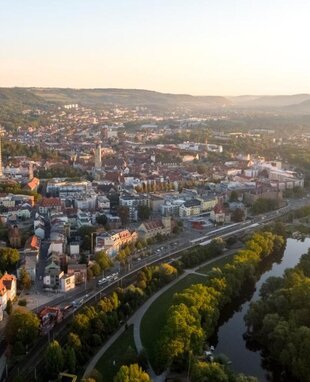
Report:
1,0,310,95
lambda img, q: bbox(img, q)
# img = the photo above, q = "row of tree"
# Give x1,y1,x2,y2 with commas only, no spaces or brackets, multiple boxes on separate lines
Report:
156,232,286,373
245,249,310,382
43,263,178,378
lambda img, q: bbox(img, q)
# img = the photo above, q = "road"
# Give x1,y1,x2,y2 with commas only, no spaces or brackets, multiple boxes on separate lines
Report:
7,196,310,380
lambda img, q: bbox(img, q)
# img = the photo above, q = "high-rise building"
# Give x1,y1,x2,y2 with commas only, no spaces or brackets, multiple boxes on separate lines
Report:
94,143,102,169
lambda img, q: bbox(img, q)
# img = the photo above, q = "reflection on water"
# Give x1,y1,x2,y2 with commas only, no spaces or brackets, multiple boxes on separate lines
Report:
211,238,310,382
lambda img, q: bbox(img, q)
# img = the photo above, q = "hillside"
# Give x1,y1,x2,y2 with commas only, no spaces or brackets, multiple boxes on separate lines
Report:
31,88,230,109
232,93,310,108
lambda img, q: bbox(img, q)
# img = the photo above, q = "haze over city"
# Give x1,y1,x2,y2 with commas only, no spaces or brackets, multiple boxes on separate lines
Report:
1,0,310,95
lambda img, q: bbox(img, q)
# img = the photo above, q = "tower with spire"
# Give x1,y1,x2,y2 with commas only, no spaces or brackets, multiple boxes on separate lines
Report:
94,142,102,169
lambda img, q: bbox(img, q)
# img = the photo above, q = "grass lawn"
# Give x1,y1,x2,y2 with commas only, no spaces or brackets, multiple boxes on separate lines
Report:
141,274,207,369
197,252,236,274
95,325,137,382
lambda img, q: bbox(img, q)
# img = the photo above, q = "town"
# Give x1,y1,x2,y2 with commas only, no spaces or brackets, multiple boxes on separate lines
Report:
0,87,310,381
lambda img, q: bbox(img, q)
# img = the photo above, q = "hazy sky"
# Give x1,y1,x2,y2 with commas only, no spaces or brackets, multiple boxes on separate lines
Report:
1,0,310,95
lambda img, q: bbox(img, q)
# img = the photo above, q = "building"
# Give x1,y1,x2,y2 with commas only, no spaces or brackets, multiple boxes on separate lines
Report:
39,197,62,215
95,229,137,256
94,143,102,169
179,199,202,217
137,216,172,240
77,210,92,228
97,195,110,211
210,204,231,224
0,273,16,312
8,225,22,248
67,263,87,284
60,274,75,292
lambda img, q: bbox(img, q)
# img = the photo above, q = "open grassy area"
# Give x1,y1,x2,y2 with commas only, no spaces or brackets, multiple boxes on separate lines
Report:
95,325,137,382
197,252,236,274
141,274,207,368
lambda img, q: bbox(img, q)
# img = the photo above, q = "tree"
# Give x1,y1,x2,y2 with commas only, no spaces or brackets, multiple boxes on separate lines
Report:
95,251,113,273
96,214,107,226
45,340,64,378
64,346,76,373
6,307,40,351
138,205,151,221
117,206,129,226
18,267,32,290
6,300,13,315
191,361,229,382
114,364,152,382
78,226,97,251
91,262,101,277
229,190,239,202
232,208,245,222
0,247,20,272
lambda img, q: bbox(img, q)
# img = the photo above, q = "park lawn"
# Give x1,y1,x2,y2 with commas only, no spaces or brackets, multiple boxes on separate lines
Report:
141,274,207,369
95,325,137,382
197,252,237,274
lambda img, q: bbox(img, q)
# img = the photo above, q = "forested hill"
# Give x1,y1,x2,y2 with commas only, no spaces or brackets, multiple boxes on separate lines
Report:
0,87,230,110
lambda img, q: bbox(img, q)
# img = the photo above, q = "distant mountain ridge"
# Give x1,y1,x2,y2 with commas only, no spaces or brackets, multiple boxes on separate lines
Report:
0,87,230,111
1,87,310,113
230,93,310,108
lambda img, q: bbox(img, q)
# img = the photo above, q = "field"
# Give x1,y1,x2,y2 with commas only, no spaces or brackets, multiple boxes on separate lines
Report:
140,273,207,368
197,252,236,274
95,325,137,382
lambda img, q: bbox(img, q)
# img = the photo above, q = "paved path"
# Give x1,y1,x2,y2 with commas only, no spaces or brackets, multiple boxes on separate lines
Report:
82,250,237,380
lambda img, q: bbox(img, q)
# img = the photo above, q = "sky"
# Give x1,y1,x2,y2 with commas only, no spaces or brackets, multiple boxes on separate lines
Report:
0,0,310,95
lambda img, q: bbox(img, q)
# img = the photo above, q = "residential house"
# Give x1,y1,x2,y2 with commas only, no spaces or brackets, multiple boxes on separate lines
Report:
39,197,62,215
179,199,202,217
67,264,87,285
0,273,17,313
210,204,231,224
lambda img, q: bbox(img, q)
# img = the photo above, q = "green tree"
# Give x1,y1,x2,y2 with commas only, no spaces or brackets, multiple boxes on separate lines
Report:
91,262,101,277
95,251,113,273
96,214,107,226
114,363,151,382
117,206,129,226
64,346,76,373
232,208,245,222
191,361,229,382
45,340,64,378
18,267,32,290
78,226,97,251
138,205,152,221
0,247,20,272
6,299,13,315
6,307,40,351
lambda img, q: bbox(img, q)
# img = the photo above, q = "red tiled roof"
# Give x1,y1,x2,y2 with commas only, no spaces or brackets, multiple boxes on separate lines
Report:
142,220,163,231
25,235,40,250
26,177,40,191
40,197,61,207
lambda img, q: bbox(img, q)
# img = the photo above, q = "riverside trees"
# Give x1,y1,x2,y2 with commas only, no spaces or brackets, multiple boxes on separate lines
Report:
156,232,285,372
245,250,310,382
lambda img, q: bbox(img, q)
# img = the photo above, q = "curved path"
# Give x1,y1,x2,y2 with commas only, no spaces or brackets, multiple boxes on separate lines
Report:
83,250,236,380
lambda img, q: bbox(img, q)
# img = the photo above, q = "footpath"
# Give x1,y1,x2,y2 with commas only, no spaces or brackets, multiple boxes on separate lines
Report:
82,250,236,381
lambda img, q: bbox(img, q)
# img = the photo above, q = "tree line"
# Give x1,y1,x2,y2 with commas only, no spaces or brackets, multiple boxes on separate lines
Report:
245,249,310,382
155,232,286,379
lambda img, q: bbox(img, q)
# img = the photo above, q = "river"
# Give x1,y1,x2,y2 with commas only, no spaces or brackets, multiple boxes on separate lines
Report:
211,238,310,382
